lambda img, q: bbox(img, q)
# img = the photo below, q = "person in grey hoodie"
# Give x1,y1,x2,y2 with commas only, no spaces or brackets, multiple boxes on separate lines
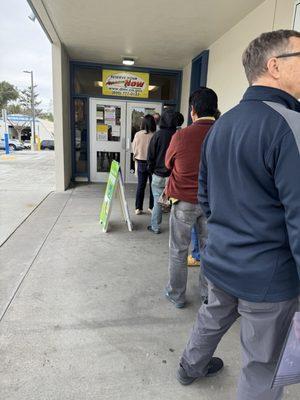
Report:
147,109,177,233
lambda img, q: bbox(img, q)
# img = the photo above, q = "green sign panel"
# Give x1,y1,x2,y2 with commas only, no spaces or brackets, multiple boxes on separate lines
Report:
99,160,120,232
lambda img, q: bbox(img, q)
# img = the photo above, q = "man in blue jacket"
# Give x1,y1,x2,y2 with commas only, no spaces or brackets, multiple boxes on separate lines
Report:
176,29,300,400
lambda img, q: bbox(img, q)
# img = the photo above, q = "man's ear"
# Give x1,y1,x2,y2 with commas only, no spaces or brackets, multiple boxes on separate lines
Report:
266,57,280,79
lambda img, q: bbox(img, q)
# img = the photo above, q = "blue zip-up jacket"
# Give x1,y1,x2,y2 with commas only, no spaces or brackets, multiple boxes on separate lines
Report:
199,86,300,302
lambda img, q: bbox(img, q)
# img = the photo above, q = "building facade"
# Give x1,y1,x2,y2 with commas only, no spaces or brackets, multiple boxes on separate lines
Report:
28,0,300,190
70,62,181,183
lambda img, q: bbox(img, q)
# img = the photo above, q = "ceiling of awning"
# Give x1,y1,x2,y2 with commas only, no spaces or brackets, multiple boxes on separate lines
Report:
36,0,265,69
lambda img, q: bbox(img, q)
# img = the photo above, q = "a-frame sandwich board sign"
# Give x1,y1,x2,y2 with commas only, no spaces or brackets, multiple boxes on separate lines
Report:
99,160,133,233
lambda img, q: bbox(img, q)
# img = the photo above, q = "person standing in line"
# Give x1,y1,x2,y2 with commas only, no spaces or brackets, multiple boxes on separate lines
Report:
175,112,184,130
175,111,202,268
164,88,217,308
187,109,221,268
175,110,203,268
153,112,161,128
176,30,300,400
132,114,156,215
147,109,177,234
187,227,201,266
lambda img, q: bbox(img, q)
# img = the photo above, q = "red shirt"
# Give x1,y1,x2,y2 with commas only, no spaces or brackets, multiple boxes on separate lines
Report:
165,119,214,204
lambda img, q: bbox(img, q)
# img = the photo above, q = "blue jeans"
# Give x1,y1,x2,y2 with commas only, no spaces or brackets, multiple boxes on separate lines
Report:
191,225,200,261
150,174,167,232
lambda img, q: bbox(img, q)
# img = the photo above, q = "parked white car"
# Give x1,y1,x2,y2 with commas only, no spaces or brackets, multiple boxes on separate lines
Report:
0,138,25,151
23,141,31,149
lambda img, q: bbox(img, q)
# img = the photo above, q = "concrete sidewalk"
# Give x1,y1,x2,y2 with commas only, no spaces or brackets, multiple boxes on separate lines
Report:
0,184,298,399
0,151,55,245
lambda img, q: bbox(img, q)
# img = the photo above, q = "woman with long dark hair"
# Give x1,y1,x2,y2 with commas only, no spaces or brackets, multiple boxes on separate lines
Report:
132,114,156,215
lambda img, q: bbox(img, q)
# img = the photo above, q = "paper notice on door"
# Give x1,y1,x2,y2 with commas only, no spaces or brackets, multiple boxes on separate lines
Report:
96,124,108,141
104,106,116,124
112,125,121,137
96,110,104,120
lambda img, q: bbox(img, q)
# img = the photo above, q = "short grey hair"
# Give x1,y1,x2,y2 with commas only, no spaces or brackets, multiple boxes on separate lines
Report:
242,30,300,84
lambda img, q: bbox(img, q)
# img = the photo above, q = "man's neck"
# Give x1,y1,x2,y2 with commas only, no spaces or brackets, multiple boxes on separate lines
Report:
252,80,295,98
193,116,215,122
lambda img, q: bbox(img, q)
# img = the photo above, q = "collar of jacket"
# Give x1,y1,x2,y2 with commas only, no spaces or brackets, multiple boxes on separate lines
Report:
241,85,300,112
192,118,215,126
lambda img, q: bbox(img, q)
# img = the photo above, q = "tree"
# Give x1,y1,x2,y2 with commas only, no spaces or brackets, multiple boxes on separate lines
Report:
39,111,54,121
6,103,23,114
19,84,42,116
43,99,54,121
0,81,19,110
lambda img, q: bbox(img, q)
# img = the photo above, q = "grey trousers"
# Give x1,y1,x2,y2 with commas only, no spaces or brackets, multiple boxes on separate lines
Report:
166,201,208,303
180,280,298,400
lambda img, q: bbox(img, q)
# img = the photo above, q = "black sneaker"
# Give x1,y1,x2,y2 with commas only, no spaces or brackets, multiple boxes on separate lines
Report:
205,357,224,377
176,358,224,385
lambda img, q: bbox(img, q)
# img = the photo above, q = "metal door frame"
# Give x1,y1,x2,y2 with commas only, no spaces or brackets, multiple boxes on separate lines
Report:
89,98,127,182
89,98,162,183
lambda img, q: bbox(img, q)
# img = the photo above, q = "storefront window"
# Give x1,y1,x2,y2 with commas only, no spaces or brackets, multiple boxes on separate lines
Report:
72,63,181,180
97,151,120,172
73,66,179,102
148,74,178,101
74,67,102,96
74,98,88,174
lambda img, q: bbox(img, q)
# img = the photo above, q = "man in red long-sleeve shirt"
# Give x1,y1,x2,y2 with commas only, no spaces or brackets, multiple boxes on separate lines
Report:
164,87,218,308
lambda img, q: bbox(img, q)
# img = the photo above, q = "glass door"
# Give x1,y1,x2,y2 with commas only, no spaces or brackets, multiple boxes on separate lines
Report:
125,101,162,183
89,98,126,182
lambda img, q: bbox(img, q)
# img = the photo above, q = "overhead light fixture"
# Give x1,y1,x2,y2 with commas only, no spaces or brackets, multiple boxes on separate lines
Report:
149,85,157,91
94,81,103,87
122,58,135,66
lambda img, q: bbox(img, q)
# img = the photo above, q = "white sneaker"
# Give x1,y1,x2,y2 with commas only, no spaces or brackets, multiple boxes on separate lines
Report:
147,208,152,214
135,209,142,215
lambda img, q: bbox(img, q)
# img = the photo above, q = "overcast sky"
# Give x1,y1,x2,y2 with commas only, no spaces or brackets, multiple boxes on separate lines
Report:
0,0,52,111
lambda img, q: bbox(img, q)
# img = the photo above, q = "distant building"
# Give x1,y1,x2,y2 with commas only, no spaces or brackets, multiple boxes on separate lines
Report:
0,114,54,141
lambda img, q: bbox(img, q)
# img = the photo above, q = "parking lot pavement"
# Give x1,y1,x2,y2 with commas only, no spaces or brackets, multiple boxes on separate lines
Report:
0,150,55,245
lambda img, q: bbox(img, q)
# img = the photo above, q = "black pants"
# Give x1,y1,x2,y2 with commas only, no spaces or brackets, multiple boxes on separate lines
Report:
135,160,154,210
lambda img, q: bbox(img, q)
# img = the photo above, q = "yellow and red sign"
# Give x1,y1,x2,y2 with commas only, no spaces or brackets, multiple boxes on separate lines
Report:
102,70,149,98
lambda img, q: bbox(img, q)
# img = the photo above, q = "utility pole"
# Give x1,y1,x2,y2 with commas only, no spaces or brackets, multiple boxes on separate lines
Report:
23,70,36,149
2,109,10,155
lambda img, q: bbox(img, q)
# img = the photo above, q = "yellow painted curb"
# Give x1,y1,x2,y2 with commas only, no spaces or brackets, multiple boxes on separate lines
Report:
1,155,16,160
